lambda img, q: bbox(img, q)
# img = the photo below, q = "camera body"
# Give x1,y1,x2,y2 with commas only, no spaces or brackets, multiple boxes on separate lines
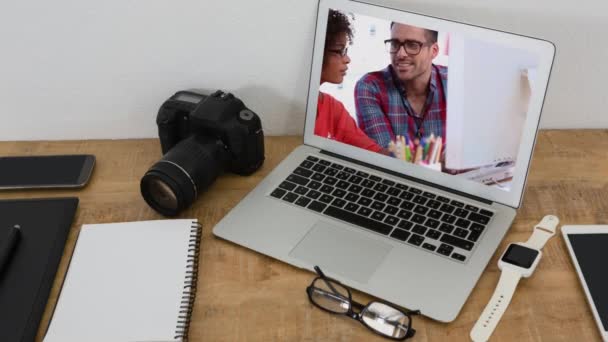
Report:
157,90,264,175
141,90,264,216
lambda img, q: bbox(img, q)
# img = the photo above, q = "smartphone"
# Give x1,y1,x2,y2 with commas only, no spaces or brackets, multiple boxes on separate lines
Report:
0,155,95,190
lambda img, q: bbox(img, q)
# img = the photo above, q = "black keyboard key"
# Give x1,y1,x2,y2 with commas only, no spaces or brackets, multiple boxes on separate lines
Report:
270,188,287,199
396,183,408,190
344,202,359,212
398,220,413,230
390,228,411,241
428,209,442,219
324,168,338,177
439,203,455,214
336,171,350,180
320,185,334,194
399,192,414,201
331,163,344,170
283,192,298,203
295,186,308,195
468,230,481,242
412,214,426,224
308,181,322,190
408,234,425,246
384,215,399,226
336,180,350,190
312,164,327,172
422,192,436,199
422,243,437,252
450,200,464,208
344,167,356,174
409,187,422,194
437,244,454,256
356,171,369,178
300,160,314,169
387,197,401,206
425,229,441,240
455,218,471,229
384,205,399,215
311,173,325,182
454,208,469,218
442,214,456,224
465,205,479,212
413,195,428,205
279,181,297,191
295,197,311,207
373,183,388,192
349,176,363,185
470,223,485,232
454,228,469,238
332,198,347,208
348,184,363,194
400,201,415,210
287,174,309,186
414,205,429,215
451,253,466,262
371,211,386,221
357,197,372,207
424,218,440,229
345,193,359,202
306,156,319,162
369,175,382,182
371,201,385,211
306,190,321,200
440,234,474,251
412,225,427,235
479,209,494,217
361,189,376,198
373,193,388,202
324,206,393,236
308,201,327,212
469,212,491,225
397,210,412,220
361,179,376,189
386,187,401,196
318,159,331,166
332,189,347,198
439,223,455,234
293,167,313,178
382,179,395,186
437,196,450,203
323,177,338,186
357,207,373,217
319,194,334,204
427,200,441,209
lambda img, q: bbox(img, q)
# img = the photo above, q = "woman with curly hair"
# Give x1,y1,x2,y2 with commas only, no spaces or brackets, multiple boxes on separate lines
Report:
315,9,386,154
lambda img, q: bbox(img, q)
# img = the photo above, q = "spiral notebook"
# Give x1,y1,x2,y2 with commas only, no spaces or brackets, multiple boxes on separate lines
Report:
43,219,201,342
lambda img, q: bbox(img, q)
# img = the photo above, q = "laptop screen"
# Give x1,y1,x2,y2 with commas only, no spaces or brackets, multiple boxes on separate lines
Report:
307,0,554,206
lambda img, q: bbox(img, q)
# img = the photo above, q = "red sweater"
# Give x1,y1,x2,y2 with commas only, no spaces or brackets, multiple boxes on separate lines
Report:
315,93,382,153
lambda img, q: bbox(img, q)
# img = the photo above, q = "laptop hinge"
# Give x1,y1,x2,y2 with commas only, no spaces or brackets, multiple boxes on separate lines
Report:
320,150,493,205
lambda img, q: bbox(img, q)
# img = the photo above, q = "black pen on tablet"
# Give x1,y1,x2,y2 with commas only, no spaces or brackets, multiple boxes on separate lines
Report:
0,225,21,275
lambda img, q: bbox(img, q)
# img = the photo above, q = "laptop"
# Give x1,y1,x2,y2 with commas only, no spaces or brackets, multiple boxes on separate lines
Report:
214,0,554,322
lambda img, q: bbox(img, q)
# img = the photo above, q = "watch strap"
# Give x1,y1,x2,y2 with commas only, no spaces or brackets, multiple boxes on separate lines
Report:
523,215,559,249
470,267,522,342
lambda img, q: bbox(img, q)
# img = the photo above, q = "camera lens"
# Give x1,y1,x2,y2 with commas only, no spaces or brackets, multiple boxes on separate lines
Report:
141,135,227,216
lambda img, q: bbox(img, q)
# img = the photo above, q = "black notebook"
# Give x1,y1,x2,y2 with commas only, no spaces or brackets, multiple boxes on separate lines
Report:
0,197,79,342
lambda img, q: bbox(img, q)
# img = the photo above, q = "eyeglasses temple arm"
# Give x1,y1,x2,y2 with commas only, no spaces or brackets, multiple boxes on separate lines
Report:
314,265,344,296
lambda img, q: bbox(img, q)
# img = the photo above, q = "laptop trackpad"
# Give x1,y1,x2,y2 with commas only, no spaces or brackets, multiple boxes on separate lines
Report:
289,221,393,283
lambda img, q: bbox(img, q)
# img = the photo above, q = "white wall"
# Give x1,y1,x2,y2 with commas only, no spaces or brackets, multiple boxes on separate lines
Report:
1,0,607,141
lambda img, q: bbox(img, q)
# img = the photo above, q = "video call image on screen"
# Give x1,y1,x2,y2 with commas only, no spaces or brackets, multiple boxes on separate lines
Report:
315,9,540,192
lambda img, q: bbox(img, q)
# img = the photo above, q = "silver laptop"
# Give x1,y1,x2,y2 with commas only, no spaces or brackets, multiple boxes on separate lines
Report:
214,0,554,322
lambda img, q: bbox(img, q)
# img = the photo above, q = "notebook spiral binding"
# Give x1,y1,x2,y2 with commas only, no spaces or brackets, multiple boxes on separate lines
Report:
174,221,202,341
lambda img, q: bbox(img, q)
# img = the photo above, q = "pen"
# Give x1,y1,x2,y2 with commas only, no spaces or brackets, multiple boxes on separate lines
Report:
0,225,21,275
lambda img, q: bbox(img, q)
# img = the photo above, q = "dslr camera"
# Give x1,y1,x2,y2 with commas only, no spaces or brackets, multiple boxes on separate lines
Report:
141,90,265,216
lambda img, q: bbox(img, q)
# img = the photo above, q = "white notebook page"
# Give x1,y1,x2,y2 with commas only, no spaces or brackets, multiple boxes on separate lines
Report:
44,219,196,342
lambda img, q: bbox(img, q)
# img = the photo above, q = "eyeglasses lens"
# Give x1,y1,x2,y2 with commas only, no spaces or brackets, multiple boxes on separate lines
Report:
361,302,411,339
310,278,350,314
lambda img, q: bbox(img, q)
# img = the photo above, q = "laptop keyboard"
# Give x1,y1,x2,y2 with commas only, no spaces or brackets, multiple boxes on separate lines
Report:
269,156,495,263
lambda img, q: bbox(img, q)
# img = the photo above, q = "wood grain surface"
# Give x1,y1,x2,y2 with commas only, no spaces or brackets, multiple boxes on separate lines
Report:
0,130,606,342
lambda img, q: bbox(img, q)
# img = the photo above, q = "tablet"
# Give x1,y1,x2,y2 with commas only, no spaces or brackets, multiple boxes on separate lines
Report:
562,225,608,341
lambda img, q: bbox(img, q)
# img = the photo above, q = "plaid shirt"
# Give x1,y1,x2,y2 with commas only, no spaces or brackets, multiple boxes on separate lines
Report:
354,64,448,148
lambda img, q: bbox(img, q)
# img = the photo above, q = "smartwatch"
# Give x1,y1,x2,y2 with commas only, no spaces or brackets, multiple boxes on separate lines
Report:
470,215,559,342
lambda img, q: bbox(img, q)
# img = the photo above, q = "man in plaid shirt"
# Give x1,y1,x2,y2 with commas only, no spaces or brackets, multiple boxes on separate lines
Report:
354,22,447,152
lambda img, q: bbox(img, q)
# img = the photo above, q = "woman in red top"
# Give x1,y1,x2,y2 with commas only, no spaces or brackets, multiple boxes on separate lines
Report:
316,10,385,154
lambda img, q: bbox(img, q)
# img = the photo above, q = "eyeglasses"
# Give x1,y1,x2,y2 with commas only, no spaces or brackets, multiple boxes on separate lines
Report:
384,39,428,56
306,266,420,340
326,47,349,57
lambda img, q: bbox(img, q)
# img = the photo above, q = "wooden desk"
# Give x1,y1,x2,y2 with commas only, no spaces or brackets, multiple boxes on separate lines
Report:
1,130,606,342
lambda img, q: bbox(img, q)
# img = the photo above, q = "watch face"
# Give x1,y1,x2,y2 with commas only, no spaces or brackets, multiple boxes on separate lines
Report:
501,244,539,268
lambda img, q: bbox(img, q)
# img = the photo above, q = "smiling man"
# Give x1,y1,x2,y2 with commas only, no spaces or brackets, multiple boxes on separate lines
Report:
354,22,447,149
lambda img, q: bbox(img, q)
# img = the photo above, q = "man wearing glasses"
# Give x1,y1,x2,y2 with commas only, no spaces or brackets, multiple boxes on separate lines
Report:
354,22,447,152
